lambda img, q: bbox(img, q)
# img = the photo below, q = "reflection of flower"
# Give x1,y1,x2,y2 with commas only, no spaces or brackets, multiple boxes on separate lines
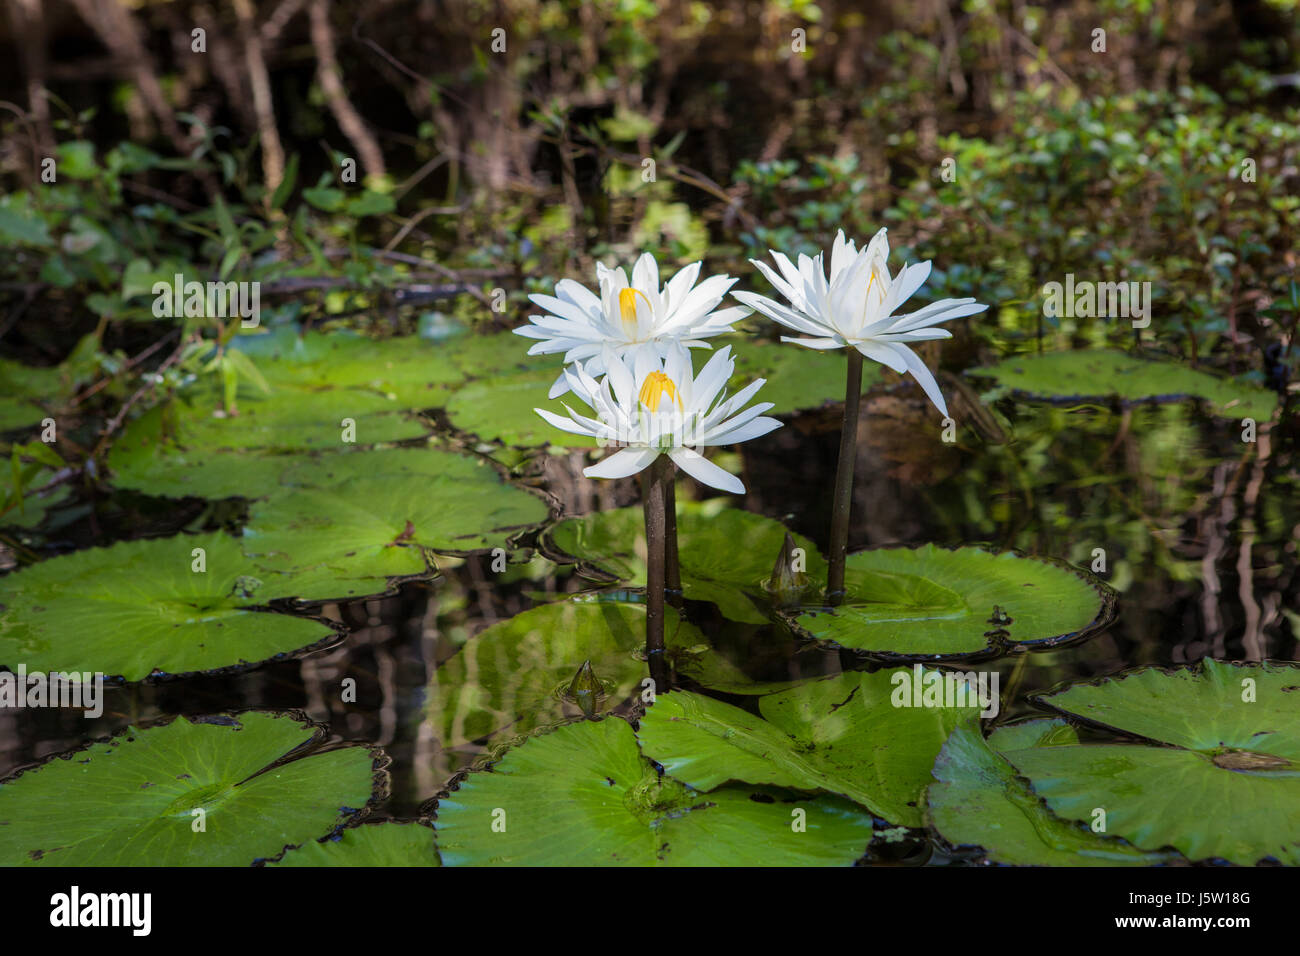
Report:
535,343,781,493
515,252,749,398
733,228,987,417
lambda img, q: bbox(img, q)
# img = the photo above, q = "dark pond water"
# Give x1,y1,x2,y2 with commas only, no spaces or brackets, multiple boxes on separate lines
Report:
2,390,1296,856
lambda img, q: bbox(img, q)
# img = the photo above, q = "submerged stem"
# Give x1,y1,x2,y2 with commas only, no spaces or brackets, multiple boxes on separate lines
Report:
663,465,682,607
827,348,863,605
642,455,671,692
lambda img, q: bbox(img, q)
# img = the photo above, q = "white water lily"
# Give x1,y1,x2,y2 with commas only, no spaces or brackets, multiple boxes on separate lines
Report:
515,252,750,398
535,343,781,494
733,228,987,417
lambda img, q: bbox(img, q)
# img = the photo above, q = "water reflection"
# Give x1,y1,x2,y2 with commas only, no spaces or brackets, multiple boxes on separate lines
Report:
2,394,1296,827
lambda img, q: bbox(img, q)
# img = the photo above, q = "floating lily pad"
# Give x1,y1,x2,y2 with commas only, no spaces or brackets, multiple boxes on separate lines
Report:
547,503,827,624
445,368,599,448
231,326,464,406
731,339,881,415
0,712,381,866
1004,659,1300,865
792,545,1112,659
271,822,439,867
107,388,428,499
107,328,550,499
639,670,982,827
427,598,779,749
0,532,337,680
970,350,1279,421
434,718,874,865
927,720,1175,866
243,448,549,601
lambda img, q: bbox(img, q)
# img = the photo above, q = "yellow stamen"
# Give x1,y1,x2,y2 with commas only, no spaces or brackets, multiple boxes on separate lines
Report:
618,288,654,331
638,371,684,412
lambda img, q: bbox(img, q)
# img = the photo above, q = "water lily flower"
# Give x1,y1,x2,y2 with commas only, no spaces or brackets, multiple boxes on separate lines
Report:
535,342,780,494
515,252,750,398
732,228,987,417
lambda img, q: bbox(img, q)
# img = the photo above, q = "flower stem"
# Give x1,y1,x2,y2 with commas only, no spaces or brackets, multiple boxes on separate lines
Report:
827,348,863,606
642,455,671,692
663,464,682,607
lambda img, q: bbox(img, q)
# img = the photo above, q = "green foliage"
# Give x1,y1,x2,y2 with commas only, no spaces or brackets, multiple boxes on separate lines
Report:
640,670,981,827
435,717,875,866
1005,660,1300,865
793,545,1113,658
0,712,380,866
0,532,338,680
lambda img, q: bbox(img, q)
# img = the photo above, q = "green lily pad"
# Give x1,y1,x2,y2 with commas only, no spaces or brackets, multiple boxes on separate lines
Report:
230,326,463,406
0,712,381,866
1004,659,1300,865
445,367,599,448
0,532,337,680
732,339,881,415
107,387,428,500
242,448,549,601
927,720,1175,866
271,821,439,867
639,669,983,827
427,597,780,749
970,350,1279,421
547,503,827,624
107,328,550,499
793,545,1113,659
434,717,874,865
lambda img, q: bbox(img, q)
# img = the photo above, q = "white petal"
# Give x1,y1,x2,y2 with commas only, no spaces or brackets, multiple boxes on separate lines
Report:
700,400,774,443
750,258,801,307
668,447,744,494
664,261,702,312
779,335,845,350
554,278,603,314
853,340,909,374
530,292,598,325
604,349,637,408
585,447,660,480
733,291,828,336
547,370,570,399
886,260,932,314
632,253,659,298
889,298,986,333
710,378,765,422
706,415,783,446
770,251,805,294
889,343,949,418
535,406,592,436
691,346,735,412
875,328,953,342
